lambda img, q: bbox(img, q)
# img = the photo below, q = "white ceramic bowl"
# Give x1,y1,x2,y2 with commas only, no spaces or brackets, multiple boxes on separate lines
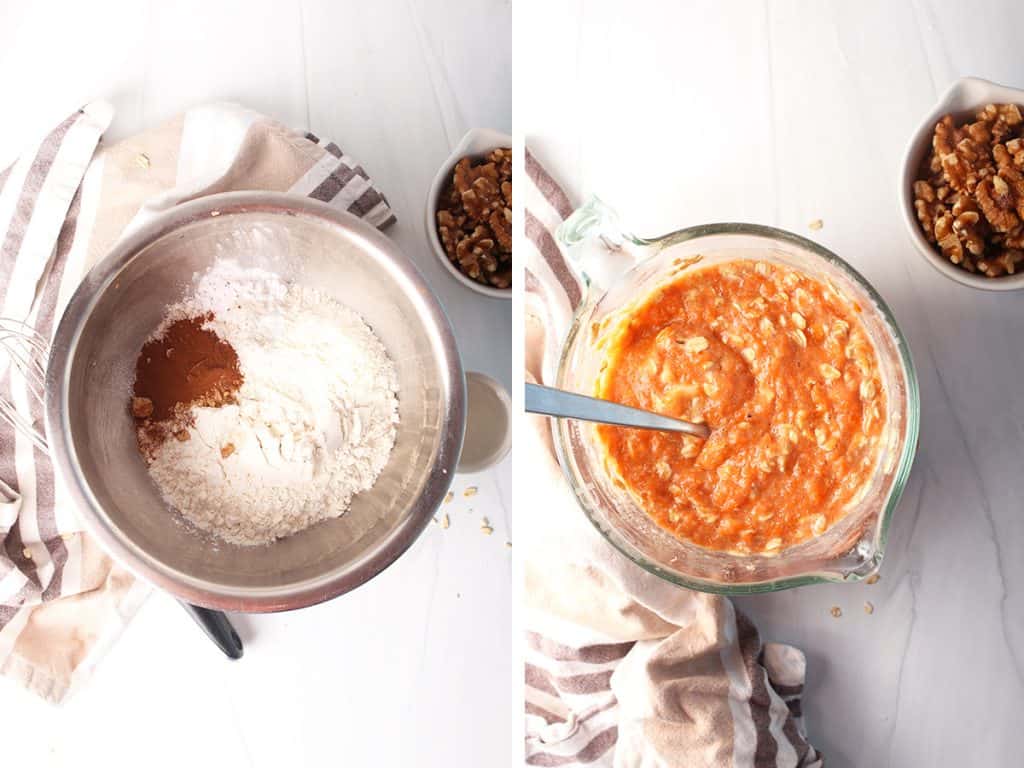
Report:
898,76,1024,291
425,127,512,299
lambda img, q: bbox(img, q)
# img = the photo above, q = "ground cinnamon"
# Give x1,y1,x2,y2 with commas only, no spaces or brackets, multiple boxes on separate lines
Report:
132,314,243,457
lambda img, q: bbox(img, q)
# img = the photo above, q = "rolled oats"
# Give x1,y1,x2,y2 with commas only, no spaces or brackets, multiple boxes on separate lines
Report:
596,260,886,555
819,363,841,382
684,336,710,353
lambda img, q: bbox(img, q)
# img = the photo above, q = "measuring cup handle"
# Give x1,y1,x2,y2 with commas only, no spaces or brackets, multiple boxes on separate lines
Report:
555,196,651,292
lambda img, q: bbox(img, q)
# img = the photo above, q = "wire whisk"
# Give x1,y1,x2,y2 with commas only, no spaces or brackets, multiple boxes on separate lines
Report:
0,317,49,452
1,317,243,657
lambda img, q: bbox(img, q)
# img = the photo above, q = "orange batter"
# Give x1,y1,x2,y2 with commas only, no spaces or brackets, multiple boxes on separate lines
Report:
596,260,885,555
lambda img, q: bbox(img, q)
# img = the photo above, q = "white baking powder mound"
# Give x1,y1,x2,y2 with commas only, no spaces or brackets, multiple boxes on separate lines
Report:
146,260,399,546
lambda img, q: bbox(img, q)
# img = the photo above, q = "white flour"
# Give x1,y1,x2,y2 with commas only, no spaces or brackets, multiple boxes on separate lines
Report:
146,261,399,546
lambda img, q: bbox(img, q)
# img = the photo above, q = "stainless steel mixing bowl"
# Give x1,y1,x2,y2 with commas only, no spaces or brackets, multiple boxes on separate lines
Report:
44,192,464,612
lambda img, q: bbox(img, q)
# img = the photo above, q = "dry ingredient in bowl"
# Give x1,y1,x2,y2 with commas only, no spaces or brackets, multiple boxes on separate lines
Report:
133,314,243,453
436,148,512,289
595,260,886,555
913,103,1024,277
131,260,399,546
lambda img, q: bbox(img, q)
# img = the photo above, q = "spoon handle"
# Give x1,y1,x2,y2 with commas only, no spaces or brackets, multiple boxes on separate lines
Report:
525,383,710,439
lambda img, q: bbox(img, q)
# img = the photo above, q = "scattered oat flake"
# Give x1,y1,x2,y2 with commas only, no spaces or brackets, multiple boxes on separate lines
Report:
135,153,150,169
866,573,880,585
864,601,874,615
210,210,221,217
22,548,32,560
480,517,493,535
830,606,842,618
444,491,454,504
809,219,823,231
463,486,478,498
441,514,450,529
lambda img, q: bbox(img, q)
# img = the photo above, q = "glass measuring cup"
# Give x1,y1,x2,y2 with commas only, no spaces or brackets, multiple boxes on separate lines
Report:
552,198,920,594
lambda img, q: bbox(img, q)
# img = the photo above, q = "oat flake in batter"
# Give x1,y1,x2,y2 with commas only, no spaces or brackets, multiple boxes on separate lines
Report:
133,260,399,546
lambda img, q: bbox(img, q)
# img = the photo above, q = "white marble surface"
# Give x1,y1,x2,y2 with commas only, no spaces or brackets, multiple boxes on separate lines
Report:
0,1,515,766
522,1,1024,765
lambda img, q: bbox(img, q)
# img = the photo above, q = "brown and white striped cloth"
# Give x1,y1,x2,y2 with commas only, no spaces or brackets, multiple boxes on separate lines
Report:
523,147,823,768
0,102,394,703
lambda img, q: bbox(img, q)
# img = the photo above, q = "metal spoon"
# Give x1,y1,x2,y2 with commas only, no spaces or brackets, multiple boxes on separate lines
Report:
525,383,711,439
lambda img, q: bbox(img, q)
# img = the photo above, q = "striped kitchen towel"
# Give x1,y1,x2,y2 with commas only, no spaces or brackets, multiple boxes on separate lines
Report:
0,102,394,703
523,147,823,768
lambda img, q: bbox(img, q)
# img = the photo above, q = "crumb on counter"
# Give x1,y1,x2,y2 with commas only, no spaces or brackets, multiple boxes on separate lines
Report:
866,573,880,585
830,606,842,618
864,601,874,615
464,486,478,498
809,219,823,231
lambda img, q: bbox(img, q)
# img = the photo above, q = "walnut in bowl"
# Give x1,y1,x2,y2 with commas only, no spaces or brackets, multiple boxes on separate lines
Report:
900,77,1024,290
426,128,512,299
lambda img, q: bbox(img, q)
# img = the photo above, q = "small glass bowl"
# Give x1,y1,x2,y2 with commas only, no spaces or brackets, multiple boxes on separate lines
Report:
552,198,920,594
